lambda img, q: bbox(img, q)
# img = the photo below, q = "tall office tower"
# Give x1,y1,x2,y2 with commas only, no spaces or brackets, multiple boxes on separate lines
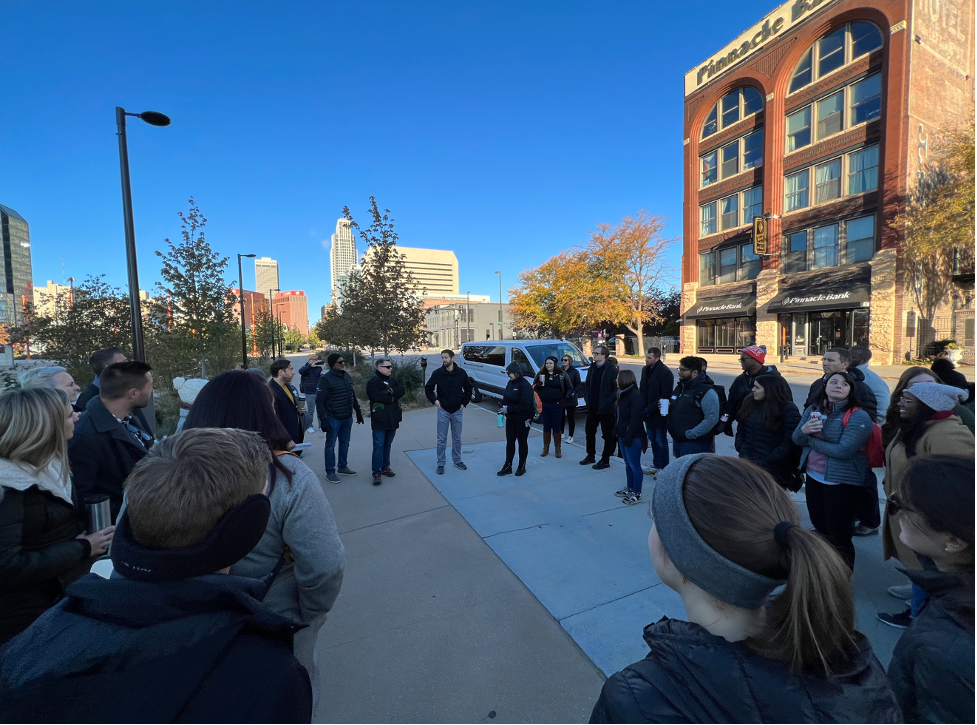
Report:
255,257,280,299
364,246,459,298
0,204,33,328
330,219,358,301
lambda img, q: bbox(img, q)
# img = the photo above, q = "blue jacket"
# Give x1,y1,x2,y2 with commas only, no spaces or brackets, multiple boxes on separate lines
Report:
792,403,872,486
0,573,312,723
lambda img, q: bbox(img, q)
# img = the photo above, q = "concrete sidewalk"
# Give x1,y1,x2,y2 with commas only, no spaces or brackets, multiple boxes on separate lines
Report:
306,405,604,724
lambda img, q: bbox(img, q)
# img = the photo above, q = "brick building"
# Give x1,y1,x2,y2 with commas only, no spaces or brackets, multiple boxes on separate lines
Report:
272,290,310,337
229,289,269,332
681,0,974,364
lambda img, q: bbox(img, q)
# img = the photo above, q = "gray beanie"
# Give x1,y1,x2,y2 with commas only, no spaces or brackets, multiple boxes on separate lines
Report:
651,453,785,609
906,382,967,412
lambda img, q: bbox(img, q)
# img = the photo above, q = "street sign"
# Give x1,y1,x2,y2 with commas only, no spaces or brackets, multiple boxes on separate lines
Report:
752,216,768,255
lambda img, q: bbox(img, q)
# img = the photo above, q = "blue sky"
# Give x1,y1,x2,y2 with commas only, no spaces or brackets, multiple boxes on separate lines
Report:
2,0,776,316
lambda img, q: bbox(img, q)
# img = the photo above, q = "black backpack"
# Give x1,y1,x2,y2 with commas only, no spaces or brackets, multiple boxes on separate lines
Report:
692,383,730,436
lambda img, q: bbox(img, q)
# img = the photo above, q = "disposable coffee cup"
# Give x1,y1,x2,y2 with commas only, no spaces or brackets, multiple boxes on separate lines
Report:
659,398,669,416
84,495,112,534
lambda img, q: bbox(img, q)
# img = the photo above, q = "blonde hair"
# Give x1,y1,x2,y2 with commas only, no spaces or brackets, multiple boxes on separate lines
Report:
126,428,271,548
0,388,72,484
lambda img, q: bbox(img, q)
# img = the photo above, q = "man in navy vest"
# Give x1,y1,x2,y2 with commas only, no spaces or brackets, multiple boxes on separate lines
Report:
666,356,719,458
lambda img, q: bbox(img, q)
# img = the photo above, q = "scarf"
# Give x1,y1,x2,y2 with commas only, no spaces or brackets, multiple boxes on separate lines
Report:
0,457,73,506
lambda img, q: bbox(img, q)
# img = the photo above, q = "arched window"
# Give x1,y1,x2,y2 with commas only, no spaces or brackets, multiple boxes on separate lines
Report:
788,21,883,94
701,86,764,139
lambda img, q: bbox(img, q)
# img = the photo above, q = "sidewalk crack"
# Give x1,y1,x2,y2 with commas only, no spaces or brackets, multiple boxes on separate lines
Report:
558,583,664,620
338,504,452,535
484,522,550,539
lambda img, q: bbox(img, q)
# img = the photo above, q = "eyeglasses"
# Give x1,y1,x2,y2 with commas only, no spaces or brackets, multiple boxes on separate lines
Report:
887,492,919,516
379,365,392,369
677,367,689,373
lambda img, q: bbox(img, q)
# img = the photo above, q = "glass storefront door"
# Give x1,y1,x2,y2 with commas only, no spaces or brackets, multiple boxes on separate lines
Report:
784,309,870,356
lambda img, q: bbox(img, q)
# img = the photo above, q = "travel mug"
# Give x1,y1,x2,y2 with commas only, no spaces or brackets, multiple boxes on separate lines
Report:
85,495,112,534
296,393,307,413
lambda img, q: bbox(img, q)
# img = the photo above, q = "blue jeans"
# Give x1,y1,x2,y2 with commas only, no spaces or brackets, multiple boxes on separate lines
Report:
540,403,562,433
644,424,669,470
621,438,645,495
673,438,714,458
372,428,396,475
324,415,353,474
436,407,464,466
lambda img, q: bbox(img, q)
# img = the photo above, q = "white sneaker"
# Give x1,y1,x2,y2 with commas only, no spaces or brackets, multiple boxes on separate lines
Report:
306,427,315,434
566,436,574,444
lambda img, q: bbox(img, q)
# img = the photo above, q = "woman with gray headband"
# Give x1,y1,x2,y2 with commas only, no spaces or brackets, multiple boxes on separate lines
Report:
591,455,900,723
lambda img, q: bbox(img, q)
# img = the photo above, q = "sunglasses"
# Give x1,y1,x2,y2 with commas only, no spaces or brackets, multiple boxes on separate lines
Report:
887,492,919,516
335,359,345,365
379,365,392,369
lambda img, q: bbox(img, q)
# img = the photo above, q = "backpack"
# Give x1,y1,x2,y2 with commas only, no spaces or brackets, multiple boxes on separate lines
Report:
692,383,730,436
842,407,884,467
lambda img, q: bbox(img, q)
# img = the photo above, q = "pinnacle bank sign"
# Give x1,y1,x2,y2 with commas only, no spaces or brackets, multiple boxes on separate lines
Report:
684,0,839,96
697,301,747,314
778,290,855,307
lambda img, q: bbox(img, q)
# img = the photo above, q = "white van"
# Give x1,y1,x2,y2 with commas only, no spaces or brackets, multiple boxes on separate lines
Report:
458,340,591,408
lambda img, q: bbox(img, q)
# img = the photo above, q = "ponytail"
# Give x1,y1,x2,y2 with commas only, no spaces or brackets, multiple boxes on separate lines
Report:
755,524,856,675
683,457,857,677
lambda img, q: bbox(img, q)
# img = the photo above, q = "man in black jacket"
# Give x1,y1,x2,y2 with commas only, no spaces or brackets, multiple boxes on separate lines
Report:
424,349,473,475
580,345,619,470
270,359,304,448
639,347,673,474
68,361,155,522
366,358,405,485
727,345,782,430
0,428,312,723
75,347,126,411
298,355,324,433
316,353,364,483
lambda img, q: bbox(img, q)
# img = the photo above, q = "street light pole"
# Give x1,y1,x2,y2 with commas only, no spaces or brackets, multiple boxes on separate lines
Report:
268,289,276,358
271,288,282,357
116,107,170,362
466,291,471,345
237,253,256,369
495,271,503,340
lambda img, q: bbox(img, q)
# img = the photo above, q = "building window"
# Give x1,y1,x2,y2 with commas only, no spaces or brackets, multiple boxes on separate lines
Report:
786,107,811,152
700,201,717,236
814,158,842,204
701,151,718,186
738,243,760,281
721,195,739,230
701,86,764,140
845,215,875,263
721,141,739,179
784,230,808,273
788,22,883,94
850,73,882,125
699,251,716,286
813,224,839,268
785,170,810,211
848,144,879,193
786,72,882,152
697,317,756,350
817,26,847,77
742,130,763,169
816,90,844,140
718,248,738,284
742,186,763,225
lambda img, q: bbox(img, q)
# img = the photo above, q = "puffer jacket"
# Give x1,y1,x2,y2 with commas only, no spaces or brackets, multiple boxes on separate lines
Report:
792,403,872,486
590,618,900,723
297,361,324,395
734,402,801,480
0,460,90,645
502,376,535,420
315,368,361,422
888,569,974,725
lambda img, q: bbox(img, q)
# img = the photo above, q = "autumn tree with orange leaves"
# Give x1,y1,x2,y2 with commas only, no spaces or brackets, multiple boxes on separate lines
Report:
510,211,678,353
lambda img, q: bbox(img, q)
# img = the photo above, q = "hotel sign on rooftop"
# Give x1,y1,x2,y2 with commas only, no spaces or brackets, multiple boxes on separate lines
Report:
684,0,840,96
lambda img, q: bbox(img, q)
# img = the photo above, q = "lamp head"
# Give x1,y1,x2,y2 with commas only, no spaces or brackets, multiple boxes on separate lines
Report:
138,111,171,127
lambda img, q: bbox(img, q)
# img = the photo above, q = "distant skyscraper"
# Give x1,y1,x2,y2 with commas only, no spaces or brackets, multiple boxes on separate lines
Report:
272,290,310,336
364,246,459,298
0,204,33,328
330,219,357,301
255,257,279,298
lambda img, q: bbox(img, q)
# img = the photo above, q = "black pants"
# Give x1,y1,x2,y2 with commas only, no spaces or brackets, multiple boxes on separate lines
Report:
805,477,858,570
585,410,616,461
505,417,530,467
854,470,882,529
561,405,577,437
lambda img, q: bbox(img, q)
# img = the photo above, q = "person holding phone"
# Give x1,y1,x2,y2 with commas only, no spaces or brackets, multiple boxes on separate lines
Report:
298,354,325,433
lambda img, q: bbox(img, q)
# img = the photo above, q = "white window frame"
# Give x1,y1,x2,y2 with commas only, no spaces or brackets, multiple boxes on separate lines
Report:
783,143,879,214
786,72,882,153
700,201,717,236
701,87,765,140
787,21,884,95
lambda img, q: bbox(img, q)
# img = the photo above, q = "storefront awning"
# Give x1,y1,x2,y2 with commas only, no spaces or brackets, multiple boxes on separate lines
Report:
683,294,756,320
767,283,871,313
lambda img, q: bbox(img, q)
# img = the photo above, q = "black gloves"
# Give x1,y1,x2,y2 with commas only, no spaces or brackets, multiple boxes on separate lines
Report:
355,410,364,425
